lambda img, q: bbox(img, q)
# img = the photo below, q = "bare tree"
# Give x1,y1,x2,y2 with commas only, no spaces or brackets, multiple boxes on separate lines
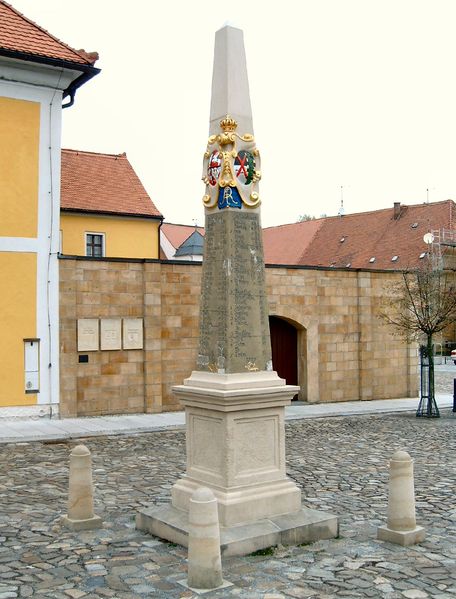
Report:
379,260,456,417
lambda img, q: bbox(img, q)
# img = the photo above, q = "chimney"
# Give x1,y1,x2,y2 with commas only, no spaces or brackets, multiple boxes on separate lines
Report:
393,202,401,220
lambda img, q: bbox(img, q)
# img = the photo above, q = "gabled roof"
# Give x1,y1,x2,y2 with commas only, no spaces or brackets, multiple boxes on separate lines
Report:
175,230,204,257
0,1,98,66
61,149,162,219
161,223,205,249
297,200,454,270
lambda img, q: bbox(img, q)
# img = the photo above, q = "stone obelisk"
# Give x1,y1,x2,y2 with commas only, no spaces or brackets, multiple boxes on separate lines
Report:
137,25,338,556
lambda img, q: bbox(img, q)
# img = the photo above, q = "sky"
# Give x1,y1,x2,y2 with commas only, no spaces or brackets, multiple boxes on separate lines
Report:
11,0,456,228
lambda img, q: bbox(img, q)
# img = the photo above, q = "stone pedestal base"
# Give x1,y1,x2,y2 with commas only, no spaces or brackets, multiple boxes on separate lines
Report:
172,476,301,528
61,514,102,531
137,371,338,555
377,524,425,546
136,504,338,557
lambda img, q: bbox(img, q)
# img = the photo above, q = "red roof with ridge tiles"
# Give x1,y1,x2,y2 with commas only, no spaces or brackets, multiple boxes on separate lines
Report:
158,201,454,269
61,149,162,219
0,0,97,65
262,200,454,269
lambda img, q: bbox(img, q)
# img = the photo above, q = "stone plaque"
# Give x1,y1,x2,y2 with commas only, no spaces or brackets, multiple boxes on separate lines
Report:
100,319,121,351
77,319,99,352
234,415,279,477
123,318,143,350
188,414,223,476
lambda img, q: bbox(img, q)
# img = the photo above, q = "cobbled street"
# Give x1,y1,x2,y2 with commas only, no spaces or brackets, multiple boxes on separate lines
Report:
1,404,455,599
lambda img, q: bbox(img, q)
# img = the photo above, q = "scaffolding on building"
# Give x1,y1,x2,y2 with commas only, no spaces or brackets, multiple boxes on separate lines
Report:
431,228,456,270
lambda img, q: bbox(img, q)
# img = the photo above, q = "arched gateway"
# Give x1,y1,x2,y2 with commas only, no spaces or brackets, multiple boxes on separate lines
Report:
269,315,304,401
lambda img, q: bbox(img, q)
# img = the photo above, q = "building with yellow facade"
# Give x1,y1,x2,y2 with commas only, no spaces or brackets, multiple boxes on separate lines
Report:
0,1,99,415
60,149,162,259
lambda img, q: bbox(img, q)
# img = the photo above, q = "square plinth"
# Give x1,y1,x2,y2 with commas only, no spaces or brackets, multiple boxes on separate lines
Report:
177,578,234,594
61,514,103,531
136,504,339,557
377,524,425,546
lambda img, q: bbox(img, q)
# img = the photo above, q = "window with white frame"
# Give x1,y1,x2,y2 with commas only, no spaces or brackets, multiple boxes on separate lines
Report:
85,232,105,257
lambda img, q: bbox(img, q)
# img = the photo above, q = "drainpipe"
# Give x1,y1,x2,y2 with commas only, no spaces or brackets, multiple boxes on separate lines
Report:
157,218,164,259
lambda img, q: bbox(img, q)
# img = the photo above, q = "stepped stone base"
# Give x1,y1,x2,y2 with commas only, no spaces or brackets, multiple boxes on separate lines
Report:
136,504,338,557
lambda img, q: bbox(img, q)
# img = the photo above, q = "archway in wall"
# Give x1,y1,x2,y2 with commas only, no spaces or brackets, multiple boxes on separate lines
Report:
269,315,299,400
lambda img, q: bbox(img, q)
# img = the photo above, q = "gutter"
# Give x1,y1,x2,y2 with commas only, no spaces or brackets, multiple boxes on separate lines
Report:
0,48,100,107
61,208,162,220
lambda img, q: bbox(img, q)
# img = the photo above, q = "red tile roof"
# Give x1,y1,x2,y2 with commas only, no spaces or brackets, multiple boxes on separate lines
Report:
263,219,323,265
265,200,454,270
0,0,98,65
159,201,455,270
61,149,162,219
161,223,205,249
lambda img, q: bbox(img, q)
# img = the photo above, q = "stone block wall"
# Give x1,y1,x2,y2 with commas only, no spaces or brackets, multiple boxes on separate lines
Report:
265,267,417,403
60,258,156,417
159,263,201,411
59,257,418,417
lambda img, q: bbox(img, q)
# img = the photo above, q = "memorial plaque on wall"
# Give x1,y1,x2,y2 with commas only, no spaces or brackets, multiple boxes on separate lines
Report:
77,319,99,352
123,318,143,350
100,319,122,350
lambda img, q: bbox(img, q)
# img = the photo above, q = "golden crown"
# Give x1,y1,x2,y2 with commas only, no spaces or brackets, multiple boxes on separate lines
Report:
220,115,238,132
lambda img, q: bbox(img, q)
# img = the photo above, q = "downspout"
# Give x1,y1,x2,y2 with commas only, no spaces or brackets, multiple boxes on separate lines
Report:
62,69,100,109
157,218,164,259
62,90,75,109
356,270,363,400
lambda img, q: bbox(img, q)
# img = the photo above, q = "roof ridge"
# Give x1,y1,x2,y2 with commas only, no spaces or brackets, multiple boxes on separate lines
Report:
62,148,127,159
0,0,97,65
264,199,456,231
322,199,454,221
296,219,325,264
263,218,325,231
163,222,204,229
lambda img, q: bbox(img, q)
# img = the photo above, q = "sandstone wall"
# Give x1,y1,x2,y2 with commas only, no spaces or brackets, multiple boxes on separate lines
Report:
59,257,418,417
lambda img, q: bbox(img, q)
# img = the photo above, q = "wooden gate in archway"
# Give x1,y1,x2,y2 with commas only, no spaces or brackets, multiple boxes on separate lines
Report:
269,316,298,398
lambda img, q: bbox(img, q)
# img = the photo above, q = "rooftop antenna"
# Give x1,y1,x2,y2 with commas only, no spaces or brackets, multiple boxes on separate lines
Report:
338,186,345,217
192,218,199,230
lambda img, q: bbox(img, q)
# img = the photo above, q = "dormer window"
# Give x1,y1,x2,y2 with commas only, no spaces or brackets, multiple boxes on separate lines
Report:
369,257,376,263
391,255,398,262
419,252,426,259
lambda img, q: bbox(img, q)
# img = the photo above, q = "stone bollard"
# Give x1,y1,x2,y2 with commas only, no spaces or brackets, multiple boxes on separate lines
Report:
61,444,102,531
187,487,223,590
377,450,425,546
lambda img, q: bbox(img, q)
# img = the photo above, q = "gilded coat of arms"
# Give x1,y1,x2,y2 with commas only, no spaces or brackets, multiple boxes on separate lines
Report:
202,115,261,210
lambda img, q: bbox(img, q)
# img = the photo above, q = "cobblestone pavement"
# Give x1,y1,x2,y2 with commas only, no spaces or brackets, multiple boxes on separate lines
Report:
434,366,455,396
1,408,455,599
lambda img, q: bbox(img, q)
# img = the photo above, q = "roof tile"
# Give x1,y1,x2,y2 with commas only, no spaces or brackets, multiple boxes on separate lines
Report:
61,149,162,219
159,201,455,270
263,219,323,265
0,1,97,65
298,201,454,270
